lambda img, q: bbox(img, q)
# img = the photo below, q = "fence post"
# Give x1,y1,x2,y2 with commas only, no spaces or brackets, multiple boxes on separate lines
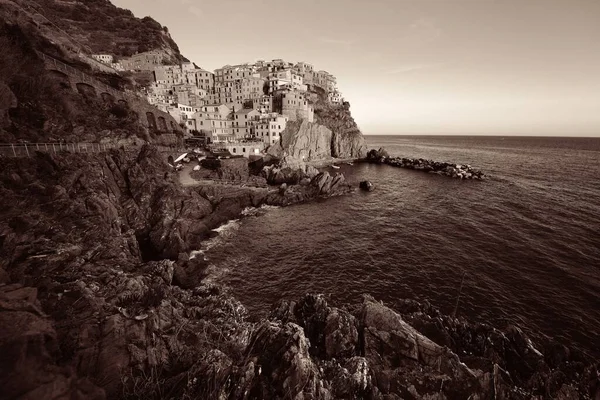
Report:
59,142,62,151
77,143,81,152
36,144,40,150
11,144,16,157
52,143,56,153
24,144,30,157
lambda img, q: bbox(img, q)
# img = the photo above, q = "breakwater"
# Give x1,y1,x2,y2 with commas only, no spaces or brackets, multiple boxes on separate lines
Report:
366,147,486,179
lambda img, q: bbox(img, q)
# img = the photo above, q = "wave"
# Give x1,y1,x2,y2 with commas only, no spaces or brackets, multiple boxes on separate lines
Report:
241,204,281,217
189,219,241,260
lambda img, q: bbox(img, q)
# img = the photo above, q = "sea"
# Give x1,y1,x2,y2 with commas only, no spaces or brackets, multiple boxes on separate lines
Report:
203,136,600,358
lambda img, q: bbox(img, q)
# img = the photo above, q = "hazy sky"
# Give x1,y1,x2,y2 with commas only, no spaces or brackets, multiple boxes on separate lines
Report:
112,0,600,136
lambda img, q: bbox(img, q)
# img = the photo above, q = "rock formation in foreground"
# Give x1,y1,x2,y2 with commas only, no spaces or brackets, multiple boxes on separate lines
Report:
1,146,597,399
367,147,487,179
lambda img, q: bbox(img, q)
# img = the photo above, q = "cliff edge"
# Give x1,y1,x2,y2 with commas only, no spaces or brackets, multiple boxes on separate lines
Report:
273,86,367,161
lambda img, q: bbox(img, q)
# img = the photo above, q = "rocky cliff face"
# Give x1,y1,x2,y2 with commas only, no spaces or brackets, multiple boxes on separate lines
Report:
271,87,368,161
310,86,368,159
1,147,597,399
275,119,332,161
8,0,183,60
0,16,180,143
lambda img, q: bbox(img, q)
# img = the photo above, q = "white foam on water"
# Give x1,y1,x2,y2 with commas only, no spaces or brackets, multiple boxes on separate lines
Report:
189,219,240,259
242,204,281,217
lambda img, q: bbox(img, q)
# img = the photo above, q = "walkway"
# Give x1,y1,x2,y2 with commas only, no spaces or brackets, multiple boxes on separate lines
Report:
0,142,183,158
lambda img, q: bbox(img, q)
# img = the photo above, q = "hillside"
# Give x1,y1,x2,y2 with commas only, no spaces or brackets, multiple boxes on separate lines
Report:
12,0,183,60
0,0,182,143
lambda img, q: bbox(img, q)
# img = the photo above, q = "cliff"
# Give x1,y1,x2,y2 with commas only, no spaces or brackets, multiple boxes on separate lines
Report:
8,0,182,60
0,7,182,143
0,146,597,399
311,85,367,158
271,119,331,160
273,86,367,161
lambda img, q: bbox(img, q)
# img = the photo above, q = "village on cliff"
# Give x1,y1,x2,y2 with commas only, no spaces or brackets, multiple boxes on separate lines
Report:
91,50,342,157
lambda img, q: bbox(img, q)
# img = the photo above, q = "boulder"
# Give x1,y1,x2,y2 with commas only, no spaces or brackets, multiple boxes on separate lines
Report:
359,180,374,191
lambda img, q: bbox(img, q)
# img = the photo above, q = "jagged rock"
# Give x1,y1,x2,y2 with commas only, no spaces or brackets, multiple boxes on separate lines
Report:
1,144,597,400
233,321,332,399
366,148,486,179
200,157,250,181
311,90,367,158
280,120,333,161
277,119,367,161
306,165,319,178
359,180,375,191
279,183,288,195
331,129,368,159
0,284,105,399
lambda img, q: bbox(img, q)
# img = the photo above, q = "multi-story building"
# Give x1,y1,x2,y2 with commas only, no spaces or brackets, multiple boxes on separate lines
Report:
255,114,288,145
250,95,275,114
233,108,260,139
185,68,215,92
312,70,337,93
328,91,343,105
277,90,314,122
214,64,257,85
192,104,234,142
241,77,267,101
92,54,114,64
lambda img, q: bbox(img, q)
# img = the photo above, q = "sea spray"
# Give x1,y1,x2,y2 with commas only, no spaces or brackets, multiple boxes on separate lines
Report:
189,219,241,260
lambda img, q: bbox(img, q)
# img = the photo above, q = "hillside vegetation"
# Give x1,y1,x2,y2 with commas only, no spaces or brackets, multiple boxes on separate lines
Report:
20,0,182,59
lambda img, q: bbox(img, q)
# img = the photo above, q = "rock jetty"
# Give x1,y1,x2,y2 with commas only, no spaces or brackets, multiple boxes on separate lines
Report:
367,147,486,179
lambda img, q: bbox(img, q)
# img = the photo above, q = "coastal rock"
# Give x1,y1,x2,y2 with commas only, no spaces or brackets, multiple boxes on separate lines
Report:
311,90,368,159
366,147,486,179
0,284,105,400
359,180,375,191
331,129,368,159
280,120,333,161
367,147,390,160
2,144,597,400
199,157,250,181
232,321,332,399
276,115,367,161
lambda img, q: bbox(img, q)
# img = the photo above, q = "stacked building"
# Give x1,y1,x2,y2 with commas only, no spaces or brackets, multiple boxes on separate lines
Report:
93,52,344,154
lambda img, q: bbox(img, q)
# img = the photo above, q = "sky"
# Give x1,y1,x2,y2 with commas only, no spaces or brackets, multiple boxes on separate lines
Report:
111,0,600,136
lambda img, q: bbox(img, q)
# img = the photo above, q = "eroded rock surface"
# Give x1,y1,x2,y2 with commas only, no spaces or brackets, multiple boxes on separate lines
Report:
1,146,597,400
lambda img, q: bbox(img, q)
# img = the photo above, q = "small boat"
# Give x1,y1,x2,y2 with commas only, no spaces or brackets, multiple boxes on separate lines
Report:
331,165,340,169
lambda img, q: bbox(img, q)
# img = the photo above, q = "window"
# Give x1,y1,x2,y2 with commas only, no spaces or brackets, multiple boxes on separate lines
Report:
233,148,236,153
242,148,246,152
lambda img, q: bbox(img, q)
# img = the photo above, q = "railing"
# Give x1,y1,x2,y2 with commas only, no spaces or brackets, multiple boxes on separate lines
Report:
0,142,184,158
